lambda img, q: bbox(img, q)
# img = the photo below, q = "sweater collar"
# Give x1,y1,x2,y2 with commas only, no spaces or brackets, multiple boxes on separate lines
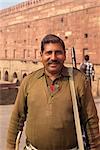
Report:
36,66,70,79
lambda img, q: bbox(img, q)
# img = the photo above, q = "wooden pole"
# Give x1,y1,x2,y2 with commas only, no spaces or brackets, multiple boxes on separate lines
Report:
69,68,84,150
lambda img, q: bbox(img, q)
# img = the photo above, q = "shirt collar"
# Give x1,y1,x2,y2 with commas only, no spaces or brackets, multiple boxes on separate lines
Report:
36,66,70,79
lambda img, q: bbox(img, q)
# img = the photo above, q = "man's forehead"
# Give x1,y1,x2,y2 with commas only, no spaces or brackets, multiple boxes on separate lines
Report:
44,43,64,49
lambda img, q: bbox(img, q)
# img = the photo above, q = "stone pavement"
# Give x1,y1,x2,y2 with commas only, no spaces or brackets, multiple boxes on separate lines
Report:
0,105,25,150
0,97,100,150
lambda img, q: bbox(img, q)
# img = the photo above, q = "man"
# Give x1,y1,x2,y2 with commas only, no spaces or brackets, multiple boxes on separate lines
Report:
80,55,95,86
7,34,100,150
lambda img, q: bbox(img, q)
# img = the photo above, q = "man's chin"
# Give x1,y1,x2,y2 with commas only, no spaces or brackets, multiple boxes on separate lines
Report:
46,64,63,74
48,68,60,74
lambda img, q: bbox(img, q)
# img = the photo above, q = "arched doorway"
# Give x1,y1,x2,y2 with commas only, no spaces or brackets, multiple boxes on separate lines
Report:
4,70,9,81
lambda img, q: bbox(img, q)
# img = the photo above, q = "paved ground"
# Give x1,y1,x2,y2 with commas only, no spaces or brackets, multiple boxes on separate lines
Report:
0,97,100,150
0,104,25,150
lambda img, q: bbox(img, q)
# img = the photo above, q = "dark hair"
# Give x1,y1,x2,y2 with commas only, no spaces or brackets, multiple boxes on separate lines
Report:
41,34,65,53
84,55,89,61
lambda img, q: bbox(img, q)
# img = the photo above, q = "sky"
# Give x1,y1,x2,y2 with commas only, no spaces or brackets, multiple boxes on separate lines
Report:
0,0,26,10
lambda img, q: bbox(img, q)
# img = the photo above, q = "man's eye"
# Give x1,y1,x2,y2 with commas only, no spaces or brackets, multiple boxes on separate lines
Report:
45,50,64,55
56,50,64,55
46,51,52,55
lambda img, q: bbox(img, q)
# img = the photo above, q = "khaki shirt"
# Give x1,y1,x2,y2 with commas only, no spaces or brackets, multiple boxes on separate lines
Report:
7,66,100,150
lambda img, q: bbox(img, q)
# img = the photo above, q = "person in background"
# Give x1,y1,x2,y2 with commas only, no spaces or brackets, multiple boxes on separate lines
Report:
80,55,95,86
7,34,100,150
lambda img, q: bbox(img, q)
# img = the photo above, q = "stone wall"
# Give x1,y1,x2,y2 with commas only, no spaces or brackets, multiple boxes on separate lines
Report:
0,0,100,64
0,60,43,81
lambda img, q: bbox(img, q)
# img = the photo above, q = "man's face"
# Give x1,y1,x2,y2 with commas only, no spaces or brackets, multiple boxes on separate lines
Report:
41,43,66,74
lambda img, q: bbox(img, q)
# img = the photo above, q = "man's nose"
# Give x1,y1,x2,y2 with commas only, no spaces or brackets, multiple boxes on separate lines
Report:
51,52,57,59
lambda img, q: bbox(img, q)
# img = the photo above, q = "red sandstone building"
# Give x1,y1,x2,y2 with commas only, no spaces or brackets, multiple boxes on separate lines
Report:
0,0,100,89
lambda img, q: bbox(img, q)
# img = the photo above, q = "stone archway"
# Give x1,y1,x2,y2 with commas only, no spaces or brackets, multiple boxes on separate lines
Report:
4,70,9,81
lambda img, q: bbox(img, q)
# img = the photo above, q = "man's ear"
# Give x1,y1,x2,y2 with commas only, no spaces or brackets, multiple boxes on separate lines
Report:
64,50,66,60
39,52,42,62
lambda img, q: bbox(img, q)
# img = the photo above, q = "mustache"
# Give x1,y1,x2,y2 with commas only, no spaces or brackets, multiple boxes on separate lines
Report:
48,60,60,64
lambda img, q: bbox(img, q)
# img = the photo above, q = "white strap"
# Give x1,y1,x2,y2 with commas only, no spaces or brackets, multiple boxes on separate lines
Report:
15,131,22,150
68,68,84,150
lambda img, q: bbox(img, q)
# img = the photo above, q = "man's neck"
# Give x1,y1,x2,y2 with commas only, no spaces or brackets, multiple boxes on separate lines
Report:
45,70,61,81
